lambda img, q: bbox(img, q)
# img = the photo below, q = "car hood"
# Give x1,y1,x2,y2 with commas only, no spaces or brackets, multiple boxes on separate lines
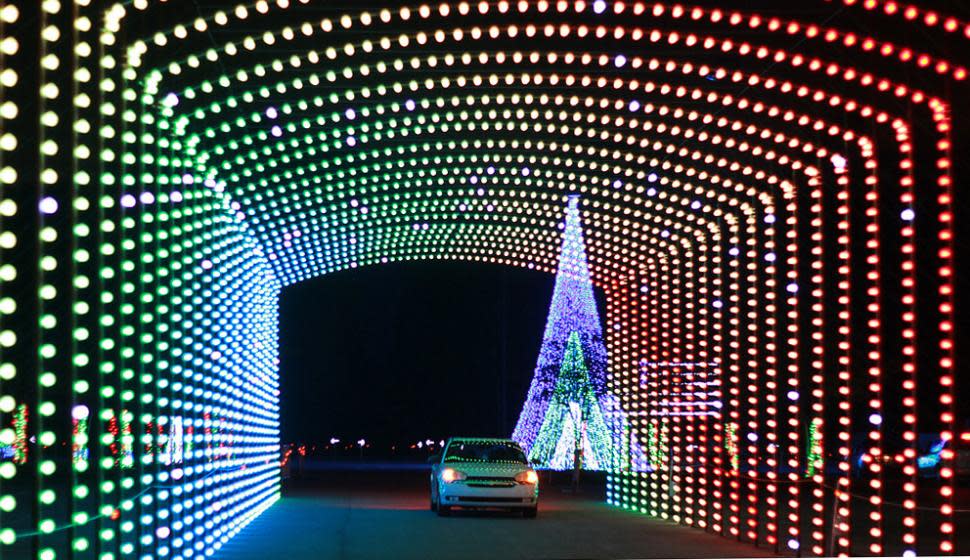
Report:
442,462,532,477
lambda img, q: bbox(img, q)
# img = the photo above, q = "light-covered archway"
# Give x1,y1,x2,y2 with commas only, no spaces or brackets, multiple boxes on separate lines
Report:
0,1,964,558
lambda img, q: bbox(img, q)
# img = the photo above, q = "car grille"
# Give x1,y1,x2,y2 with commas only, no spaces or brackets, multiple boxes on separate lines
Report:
456,497,525,503
465,476,515,488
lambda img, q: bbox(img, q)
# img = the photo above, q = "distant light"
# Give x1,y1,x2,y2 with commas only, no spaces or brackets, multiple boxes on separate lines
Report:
729,247,740,257
788,539,800,550
764,214,776,224
628,100,640,112
712,299,723,309
271,125,282,137
140,192,155,205
405,99,416,111
265,107,278,119
162,92,179,107
614,54,627,68
357,438,366,446
747,432,758,442
787,282,799,294
120,194,136,208
647,172,658,182
39,196,58,215
787,390,799,401
72,404,89,420
329,437,340,445
646,187,657,196
901,208,915,221
902,550,916,558
869,413,883,426
593,0,607,14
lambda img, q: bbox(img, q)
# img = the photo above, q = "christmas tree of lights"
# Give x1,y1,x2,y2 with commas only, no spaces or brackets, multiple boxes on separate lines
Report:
726,422,740,473
528,332,615,469
806,418,823,477
513,196,643,470
12,404,28,465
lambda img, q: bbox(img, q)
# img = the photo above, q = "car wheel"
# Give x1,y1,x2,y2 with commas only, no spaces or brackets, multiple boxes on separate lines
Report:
437,502,451,517
523,506,538,518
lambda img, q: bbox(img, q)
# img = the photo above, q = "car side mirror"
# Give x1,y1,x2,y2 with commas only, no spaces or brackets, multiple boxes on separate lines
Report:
427,454,441,464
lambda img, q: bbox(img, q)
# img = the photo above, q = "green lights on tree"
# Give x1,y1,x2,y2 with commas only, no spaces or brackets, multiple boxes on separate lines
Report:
11,404,27,465
806,418,822,478
725,422,740,473
529,332,616,470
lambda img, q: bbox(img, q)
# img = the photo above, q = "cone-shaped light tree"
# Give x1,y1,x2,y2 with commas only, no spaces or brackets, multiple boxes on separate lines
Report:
513,196,644,470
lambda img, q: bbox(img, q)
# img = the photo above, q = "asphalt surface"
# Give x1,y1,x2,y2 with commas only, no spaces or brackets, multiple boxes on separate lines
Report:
213,463,773,560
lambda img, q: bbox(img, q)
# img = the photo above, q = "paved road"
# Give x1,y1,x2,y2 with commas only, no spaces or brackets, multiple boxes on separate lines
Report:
213,465,772,560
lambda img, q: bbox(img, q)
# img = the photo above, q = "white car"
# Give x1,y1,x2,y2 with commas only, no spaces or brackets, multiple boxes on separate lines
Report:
430,437,539,518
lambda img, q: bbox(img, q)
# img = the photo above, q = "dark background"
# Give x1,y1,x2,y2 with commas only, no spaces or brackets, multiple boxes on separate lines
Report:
279,262,607,449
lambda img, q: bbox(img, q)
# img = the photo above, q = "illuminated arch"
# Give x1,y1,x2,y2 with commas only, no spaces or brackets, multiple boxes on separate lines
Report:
0,1,963,558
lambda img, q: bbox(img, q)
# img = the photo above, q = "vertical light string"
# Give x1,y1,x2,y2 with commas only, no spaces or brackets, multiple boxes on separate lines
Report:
39,1,76,557
833,161,852,557
927,99,955,555
645,259,663,518
806,169,826,557
859,137,884,556
672,249,692,527
694,235,712,532
762,203,779,551
72,0,102,556
659,257,672,521
0,0,32,554
781,178,801,554
892,120,918,555
709,216,726,536
742,209,759,545
726,214,742,542
98,6,124,556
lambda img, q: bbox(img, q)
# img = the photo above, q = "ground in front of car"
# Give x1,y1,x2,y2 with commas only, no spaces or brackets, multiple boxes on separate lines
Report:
214,462,774,560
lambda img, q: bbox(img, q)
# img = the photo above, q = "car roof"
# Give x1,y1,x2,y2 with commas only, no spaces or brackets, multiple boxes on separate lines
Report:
447,437,520,445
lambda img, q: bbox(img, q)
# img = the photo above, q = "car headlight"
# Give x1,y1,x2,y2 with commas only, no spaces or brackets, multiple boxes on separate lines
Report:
441,468,467,483
515,470,539,485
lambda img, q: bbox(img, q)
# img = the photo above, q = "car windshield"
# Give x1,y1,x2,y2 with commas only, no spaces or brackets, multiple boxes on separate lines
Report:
444,441,527,464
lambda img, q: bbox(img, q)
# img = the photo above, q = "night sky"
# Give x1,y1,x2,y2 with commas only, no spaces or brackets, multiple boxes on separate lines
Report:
280,262,606,447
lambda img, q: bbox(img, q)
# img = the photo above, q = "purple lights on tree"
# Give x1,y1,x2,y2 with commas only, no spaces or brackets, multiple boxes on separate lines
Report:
512,195,642,469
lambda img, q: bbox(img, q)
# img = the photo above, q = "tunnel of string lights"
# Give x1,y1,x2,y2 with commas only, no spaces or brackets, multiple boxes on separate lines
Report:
0,0,967,558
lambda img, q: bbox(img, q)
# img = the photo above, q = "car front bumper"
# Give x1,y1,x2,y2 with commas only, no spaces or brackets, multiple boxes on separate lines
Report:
438,481,538,508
